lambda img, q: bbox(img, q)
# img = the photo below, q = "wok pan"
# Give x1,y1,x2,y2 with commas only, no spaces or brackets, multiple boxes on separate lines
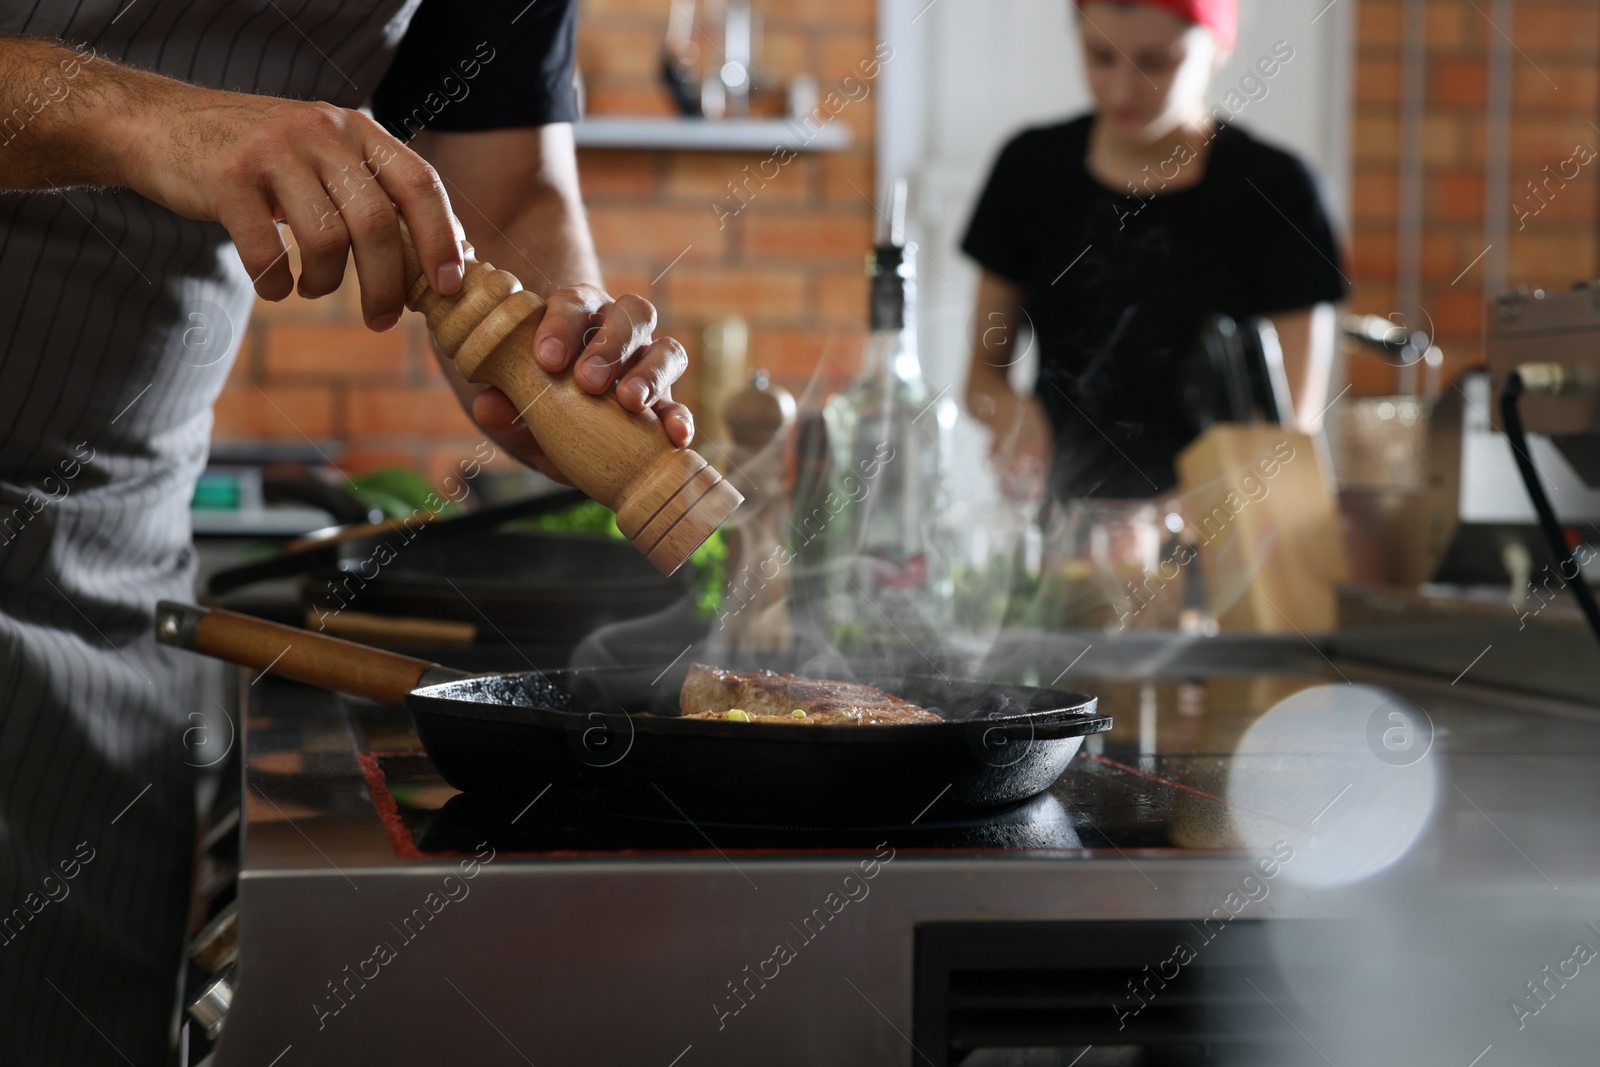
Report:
154,602,1110,826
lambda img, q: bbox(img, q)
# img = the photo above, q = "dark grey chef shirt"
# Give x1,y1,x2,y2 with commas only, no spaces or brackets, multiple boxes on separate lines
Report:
0,3,573,1063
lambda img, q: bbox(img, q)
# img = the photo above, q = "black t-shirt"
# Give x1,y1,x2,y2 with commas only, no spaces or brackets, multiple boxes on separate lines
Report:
962,115,1348,499
371,0,579,139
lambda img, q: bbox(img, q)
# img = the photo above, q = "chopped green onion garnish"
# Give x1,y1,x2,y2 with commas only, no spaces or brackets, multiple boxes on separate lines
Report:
791,709,806,719
727,709,749,722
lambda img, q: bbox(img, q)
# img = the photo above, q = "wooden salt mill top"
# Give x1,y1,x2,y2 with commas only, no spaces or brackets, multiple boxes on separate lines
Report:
397,219,742,575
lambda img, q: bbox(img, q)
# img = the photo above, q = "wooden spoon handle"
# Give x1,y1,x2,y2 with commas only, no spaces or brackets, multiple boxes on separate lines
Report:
395,219,742,575
154,601,465,707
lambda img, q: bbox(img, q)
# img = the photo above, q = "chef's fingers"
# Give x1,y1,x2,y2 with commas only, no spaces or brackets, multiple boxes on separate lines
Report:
650,393,695,449
470,386,521,430
219,189,294,302
468,390,573,485
491,425,572,485
478,329,691,449
529,284,608,376
273,173,351,302
615,335,689,413
571,293,658,394
619,334,693,445
363,131,463,297
328,166,409,331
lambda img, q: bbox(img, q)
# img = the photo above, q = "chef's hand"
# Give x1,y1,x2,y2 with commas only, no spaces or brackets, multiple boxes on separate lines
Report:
464,286,694,483
990,394,1053,501
118,86,465,327
0,39,458,319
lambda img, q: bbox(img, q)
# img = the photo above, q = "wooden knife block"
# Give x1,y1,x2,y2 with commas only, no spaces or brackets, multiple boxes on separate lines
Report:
1175,424,1348,632
398,221,741,575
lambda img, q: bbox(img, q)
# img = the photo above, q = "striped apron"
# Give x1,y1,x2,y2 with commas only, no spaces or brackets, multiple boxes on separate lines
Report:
0,3,417,1061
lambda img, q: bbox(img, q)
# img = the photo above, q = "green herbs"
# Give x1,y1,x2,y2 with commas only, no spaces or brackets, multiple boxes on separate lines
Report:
351,468,461,519
517,497,727,615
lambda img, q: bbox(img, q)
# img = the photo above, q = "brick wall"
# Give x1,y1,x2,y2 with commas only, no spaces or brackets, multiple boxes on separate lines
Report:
214,0,879,488
1347,0,1600,395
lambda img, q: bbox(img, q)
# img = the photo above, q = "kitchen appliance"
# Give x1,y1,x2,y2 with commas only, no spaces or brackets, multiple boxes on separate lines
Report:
154,602,1110,825
1488,287,1600,643
396,217,742,575
1383,287,1600,589
181,627,1600,1066
1486,286,1600,438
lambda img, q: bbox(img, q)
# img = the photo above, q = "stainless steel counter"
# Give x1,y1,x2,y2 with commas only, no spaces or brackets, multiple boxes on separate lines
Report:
211,631,1600,1066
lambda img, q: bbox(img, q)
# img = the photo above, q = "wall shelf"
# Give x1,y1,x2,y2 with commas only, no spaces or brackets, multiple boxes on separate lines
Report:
573,116,852,152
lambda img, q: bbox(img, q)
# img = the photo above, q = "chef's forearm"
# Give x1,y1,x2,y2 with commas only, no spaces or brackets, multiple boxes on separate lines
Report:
413,125,601,298
965,360,1020,429
964,270,1028,428
475,176,601,296
425,178,599,393
0,36,148,190
423,161,603,434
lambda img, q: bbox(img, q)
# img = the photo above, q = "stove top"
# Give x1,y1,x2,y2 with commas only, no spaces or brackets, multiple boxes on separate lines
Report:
217,630,1600,1067
250,655,1333,862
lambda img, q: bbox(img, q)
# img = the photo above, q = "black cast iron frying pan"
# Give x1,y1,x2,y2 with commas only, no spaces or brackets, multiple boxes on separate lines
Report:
154,602,1110,826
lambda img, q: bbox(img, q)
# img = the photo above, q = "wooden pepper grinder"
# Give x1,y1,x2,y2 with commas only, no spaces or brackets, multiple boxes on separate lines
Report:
398,219,742,575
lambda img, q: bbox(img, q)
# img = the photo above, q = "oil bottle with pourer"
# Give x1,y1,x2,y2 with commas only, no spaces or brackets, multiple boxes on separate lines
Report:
819,179,958,656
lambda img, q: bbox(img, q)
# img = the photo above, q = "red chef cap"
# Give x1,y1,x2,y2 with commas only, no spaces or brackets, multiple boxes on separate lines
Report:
1075,0,1238,51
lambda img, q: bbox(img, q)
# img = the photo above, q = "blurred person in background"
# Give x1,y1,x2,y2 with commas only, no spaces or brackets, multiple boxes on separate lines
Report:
962,0,1347,502
0,1,693,1061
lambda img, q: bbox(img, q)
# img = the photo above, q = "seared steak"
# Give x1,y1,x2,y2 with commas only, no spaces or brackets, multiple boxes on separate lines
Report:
679,662,941,725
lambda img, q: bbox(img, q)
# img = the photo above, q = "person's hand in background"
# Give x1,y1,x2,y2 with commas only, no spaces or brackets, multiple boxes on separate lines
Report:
989,392,1053,501
963,269,1051,501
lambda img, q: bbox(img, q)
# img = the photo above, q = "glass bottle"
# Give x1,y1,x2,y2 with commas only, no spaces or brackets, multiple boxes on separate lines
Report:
820,236,957,655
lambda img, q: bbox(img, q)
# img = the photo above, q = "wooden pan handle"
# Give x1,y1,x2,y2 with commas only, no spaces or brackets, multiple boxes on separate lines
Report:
396,219,742,575
154,601,465,707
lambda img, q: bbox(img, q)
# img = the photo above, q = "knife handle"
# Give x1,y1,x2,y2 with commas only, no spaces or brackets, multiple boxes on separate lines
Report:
397,219,741,576
155,601,465,707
